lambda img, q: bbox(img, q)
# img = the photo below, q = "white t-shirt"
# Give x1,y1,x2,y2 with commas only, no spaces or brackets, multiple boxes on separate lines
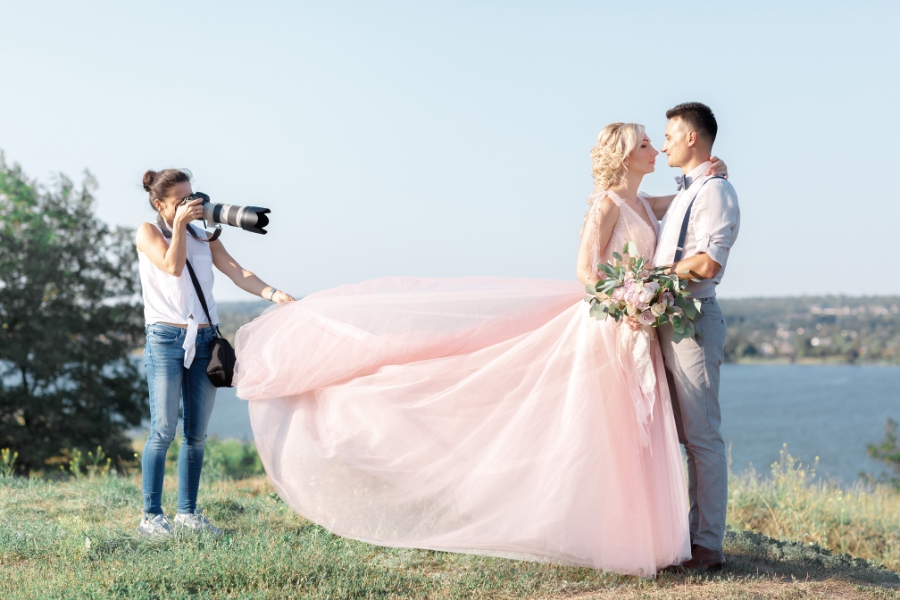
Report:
138,223,219,367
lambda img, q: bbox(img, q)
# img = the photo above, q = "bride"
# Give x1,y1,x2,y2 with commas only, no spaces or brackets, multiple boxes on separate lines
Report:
233,123,726,577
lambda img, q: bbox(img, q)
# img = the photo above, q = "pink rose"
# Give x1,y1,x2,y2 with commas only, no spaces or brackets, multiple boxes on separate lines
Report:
639,310,656,326
623,279,642,305
663,292,675,307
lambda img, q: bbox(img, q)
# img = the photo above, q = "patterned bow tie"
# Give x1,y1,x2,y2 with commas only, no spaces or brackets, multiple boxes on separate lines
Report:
675,174,690,191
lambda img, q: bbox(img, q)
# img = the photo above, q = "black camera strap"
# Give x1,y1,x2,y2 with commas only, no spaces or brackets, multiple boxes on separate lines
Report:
156,213,221,242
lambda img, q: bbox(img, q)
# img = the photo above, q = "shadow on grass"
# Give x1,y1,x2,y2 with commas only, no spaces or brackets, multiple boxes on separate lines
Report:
654,529,900,589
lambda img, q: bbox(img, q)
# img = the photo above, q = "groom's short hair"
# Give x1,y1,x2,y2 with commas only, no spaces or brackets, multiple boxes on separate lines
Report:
666,102,718,146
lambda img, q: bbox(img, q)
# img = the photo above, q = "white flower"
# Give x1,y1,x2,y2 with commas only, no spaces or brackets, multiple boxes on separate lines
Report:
650,302,666,317
636,282,659,305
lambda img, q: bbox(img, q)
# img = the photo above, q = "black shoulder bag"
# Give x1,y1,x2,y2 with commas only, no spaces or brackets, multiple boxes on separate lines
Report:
184,259,236,388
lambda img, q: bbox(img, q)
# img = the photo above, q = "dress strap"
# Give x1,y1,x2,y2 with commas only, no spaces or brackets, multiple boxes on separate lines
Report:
602,190,626,207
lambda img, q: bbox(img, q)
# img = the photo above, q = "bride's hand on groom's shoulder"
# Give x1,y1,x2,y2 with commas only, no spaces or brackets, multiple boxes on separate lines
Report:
706,157,728,179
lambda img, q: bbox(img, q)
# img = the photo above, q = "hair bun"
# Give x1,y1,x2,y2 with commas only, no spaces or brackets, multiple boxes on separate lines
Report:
142,170,158,193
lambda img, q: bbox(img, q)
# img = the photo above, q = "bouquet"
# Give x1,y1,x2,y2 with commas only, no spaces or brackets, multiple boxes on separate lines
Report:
585,242,702,342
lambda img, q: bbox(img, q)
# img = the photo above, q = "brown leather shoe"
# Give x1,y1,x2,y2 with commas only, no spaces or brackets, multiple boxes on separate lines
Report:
681,544,725,572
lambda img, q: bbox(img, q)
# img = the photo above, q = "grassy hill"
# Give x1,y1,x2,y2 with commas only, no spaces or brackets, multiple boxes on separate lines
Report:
1,445,899,599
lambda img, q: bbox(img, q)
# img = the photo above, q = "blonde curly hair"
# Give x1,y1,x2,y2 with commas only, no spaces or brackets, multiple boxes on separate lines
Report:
589,122,645,192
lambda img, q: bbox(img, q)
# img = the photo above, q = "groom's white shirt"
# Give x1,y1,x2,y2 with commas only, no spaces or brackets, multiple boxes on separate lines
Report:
653,161,740,299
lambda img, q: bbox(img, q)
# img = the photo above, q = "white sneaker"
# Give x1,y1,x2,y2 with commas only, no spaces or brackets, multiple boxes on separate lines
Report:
138,513,173,537
174,509,223,536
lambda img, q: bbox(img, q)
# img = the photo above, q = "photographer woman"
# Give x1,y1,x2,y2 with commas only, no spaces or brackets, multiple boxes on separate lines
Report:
135,169,294,536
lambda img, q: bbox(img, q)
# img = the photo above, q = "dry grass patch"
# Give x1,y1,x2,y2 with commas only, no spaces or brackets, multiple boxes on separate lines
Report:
729,448,900,572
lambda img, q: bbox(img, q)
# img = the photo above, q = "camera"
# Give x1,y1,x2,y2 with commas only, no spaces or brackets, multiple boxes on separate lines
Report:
182,192,271,235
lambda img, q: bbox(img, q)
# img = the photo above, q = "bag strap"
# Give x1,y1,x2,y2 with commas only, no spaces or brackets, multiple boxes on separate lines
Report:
672,175,726,263
184,259,222,339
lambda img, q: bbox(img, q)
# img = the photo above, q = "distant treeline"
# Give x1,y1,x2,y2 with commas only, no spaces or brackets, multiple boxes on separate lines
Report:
217,295,900,365
719,296,900,364
216,300,272,342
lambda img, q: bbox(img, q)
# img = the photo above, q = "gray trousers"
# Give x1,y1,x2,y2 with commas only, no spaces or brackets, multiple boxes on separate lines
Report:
658,297,727,552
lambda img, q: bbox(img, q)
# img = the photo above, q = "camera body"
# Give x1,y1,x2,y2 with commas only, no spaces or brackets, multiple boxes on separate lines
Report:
181,192,270,235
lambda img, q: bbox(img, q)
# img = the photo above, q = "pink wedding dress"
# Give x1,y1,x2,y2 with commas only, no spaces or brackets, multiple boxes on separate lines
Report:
234,190,690,577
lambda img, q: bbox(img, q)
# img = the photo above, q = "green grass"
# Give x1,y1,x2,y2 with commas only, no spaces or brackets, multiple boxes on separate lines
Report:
1,445,899,599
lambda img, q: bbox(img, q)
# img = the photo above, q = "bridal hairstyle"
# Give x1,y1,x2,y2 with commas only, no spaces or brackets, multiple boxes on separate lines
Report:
143,169,192,211
590,122,645,192
665,102,718,146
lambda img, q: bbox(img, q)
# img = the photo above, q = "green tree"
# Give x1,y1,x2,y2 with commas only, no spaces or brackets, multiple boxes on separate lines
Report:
0,154,146,474
868,418,900,488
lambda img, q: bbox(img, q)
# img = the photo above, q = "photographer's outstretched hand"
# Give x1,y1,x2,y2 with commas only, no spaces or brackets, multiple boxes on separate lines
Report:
272,290,296,304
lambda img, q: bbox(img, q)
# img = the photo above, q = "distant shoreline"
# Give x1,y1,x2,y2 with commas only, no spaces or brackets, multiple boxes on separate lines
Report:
730,358,900,367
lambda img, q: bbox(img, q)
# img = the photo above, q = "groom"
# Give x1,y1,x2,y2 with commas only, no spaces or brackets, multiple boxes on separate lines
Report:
654,102,740,572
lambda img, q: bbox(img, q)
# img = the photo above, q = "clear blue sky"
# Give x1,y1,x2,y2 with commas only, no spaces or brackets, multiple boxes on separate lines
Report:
2,1,898,300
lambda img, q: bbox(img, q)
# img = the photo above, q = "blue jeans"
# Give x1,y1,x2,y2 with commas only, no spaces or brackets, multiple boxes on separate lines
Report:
142,324,217,515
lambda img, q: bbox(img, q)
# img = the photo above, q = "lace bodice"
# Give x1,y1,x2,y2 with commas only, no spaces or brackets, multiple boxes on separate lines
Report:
584,190,660,277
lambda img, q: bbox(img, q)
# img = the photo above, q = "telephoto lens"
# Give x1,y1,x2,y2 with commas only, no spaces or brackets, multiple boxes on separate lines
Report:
186,192,271,235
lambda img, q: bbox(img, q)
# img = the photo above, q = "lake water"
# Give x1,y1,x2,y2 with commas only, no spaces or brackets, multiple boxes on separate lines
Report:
203,364,900,485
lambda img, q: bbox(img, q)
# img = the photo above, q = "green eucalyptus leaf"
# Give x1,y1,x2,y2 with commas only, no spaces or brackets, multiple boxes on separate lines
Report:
682,300,697,320
599,264,618,278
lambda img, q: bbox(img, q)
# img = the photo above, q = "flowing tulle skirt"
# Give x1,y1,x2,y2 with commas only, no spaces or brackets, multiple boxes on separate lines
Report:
234,277,690,576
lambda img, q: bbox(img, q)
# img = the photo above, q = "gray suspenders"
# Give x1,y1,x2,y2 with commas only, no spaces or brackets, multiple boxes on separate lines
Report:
672,176,726,263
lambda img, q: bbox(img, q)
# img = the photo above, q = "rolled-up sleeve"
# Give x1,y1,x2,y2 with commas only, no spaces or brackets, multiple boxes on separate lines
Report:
690,180,740,269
